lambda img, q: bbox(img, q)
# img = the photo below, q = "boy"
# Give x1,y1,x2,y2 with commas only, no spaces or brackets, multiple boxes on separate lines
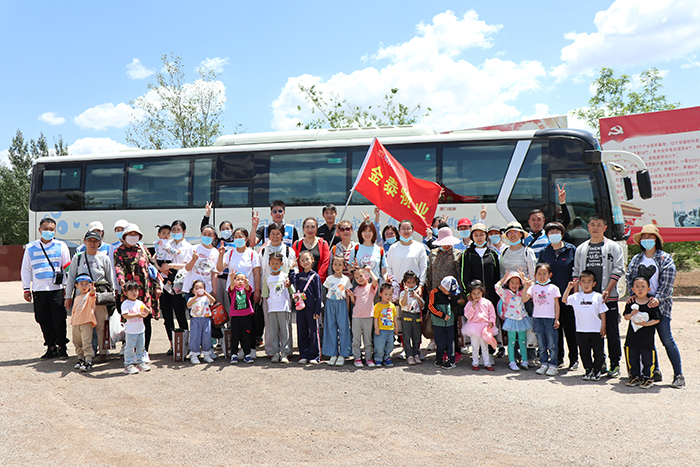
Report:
373,283,398,367
347,266,378,367
154,224,178,293
623,277,661,389
261,252,293,363
71,274,97,371
562,270,607,381
428,276,461,369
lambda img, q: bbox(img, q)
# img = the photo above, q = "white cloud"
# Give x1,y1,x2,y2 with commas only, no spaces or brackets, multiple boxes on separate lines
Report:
74,103,139,130
567,109,598,135
197,57,229,74
553,0,700,78
38,112,66,125
0,149,9,167
272,10,546,132
68,137,133,155
126,58,155,80
680,55,700,69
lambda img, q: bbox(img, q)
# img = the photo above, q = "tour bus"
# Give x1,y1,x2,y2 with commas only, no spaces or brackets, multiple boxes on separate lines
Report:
29,125,652,255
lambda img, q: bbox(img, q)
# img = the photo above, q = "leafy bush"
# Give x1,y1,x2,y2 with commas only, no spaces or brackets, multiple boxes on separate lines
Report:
629,241,700,271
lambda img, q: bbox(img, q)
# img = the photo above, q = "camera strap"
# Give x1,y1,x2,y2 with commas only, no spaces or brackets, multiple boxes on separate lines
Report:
39,241,57,275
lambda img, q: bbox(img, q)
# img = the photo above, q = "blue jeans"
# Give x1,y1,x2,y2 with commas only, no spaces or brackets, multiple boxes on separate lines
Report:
373,329,394,362
533,318,558,366
124,332,146,366
189,317,212,355
654,315,683,376
321,299,352,358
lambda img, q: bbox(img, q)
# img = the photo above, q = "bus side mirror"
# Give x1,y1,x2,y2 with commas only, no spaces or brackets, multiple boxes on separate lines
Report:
637,170,652,199
622,177,633,201
583,150,601,164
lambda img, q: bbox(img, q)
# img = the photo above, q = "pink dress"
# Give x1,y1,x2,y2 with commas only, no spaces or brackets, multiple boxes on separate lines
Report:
462,298,497,339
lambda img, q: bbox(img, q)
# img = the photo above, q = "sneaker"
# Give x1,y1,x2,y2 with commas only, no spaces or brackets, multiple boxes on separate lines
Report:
271,354,280,363
485,366,495,371
520,361,529,370
138,363,151,372
536,364,548,375
582,370,592,381
592,371,603,381
190,355,200,365
166,347,174,356
230,355,238,364
208,351,217,360
407,356,415,365
366,359,376,368
639,378,653,389
74,359,85,370
81,361,92,372
495,347,506,358
309,358,320,365
57,346,69,359
509,361,520,371
335,357,345,367
626,376,642,387
298,358,308,364
202,355,214,364
142,352,151,363
354,359,363,368
568,361,579,371
328,356,338,366
398,350,406,360
414,355,422,364
471,365,479,371
41,347,58,360
442,361,456,369
434,358,443,367
545,366,558,376
653,370,663,382
384,358,394,367
244,356,254,364
671,374,686,389
455,353,462,364
374,360,382,367
280,356,290,364
246,351,256,361
124,364,139,375
608,366,620,378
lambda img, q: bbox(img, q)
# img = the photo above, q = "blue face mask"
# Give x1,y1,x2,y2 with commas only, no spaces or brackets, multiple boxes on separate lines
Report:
385,237,397,245
41,230,55,241
407,285,417,291
431,228,439,237
489,234,501,245
201,236,213,246
116,231,124,240
172,233,183,241
508,239,521,246
474,240,487,248
233,238,246,248
459,230,470,239
220,229,232,240
640,239,656,250
536,279,551,285
400,235,412,243
548,233,562,245
270,264,282,273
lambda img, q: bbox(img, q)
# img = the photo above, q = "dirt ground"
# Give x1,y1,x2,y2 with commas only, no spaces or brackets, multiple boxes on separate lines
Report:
1,280,698,467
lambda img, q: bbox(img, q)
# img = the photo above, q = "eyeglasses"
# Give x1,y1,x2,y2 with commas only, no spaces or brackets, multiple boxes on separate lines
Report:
339,227,352,232
272,209,284,214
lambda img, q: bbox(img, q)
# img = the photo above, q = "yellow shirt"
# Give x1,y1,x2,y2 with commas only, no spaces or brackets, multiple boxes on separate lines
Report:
373,302,397,331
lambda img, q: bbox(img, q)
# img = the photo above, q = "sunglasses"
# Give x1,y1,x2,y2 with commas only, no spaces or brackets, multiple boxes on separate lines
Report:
272,209,284,214
339,227,352,232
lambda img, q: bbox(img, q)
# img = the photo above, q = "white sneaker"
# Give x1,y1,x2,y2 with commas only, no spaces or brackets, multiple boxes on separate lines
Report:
271,353,280,363
202,355,214,364
138,363,151,372
328,355,338,365
536,364,548,375
124,364,139,375
546,366,559,376
208,350,217,360
190,355,200,365
335,357,345,366
280,356,290,364
398,350,406,360
509,361,520,371
299,358,308,364
142,352,151,363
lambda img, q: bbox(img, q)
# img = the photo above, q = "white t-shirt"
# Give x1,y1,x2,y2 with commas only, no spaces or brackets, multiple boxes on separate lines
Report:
183,245,219,293
639,256,659,295
567,291,607,333
399,289,421,313
224,248,261,292
527,283,561,319
324,275,351,301
190,295,212,318
266,273,291,312
121,299,146,334
385,241,427,285
475,246,487,258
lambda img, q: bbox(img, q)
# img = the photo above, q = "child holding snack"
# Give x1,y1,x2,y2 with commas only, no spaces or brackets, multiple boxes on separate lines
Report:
121,281,152,375
293,251,323,364
623,276,661,389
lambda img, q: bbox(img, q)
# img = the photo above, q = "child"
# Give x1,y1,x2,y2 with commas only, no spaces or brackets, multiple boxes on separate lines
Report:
523,263,561,376
154,224,179,293
463,280,497,371
373,283,398,367
228,273,255,364
495,271,533,371
187,280,216,365
428,276,461,369
562,270,607,381
71,274,97,372
322,255,352,366
348,266,378,367
399,270,424,365
293,251,323,364
261,252,293,363
121,281,151,374
623,276,661,389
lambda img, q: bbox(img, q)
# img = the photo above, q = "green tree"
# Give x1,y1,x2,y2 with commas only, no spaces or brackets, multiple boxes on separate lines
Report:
296,85,430,130
573,67,679,137
126,53,241,149
0,130,66,244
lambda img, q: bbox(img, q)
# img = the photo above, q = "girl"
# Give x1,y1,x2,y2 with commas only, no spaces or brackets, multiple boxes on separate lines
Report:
523,263,561,376
294,251,323,364
399,270,424,364
462,280,497,371
228,273,255,364
121,281,151,374
496,271,533,371
348,266,379,367
623,276,661,389
261,252,293,363
322,256,352,366
187,280,216,365
293,217,330,284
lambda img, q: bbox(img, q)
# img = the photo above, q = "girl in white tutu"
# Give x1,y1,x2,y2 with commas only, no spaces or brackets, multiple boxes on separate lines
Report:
496,271,534,371
462,280,497,371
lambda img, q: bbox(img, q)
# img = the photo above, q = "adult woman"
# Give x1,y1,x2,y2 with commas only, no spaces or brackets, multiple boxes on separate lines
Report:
381,224,399,250
348,220,387,284
385,220,428,291
65,229,117,363
626,224,685,388
500,221,536,279
328,219,358,278
114,223,161,358
159,220,194,355
184,224,220,295
539,221,577,370
459,223,500,307
292,217,330,284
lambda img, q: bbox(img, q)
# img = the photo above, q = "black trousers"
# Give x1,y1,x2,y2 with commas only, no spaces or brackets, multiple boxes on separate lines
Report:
160,292,188,343
230,315,253,355
557,300,578,366
626,346,656,379
577,331,604,373
33,289,68,348
604,301,622,368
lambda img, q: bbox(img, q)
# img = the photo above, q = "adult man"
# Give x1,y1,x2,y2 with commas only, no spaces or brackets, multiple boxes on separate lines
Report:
524,185,571,259
76,221,111,256
21,217,72,359
317,203,341,246
250,200,299,248
572,214,625,377
568,217,591,247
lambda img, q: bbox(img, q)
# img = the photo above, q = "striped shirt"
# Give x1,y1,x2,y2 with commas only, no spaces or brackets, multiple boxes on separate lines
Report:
21,239,71,292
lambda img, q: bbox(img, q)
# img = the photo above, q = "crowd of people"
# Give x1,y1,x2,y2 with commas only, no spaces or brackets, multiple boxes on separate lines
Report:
20,198,686,388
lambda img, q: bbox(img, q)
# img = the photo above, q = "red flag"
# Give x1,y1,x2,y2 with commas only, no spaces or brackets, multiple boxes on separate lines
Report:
353,138,441,234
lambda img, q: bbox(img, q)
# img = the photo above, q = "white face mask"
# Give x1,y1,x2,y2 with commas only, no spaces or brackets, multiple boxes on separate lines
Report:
125,235,140,246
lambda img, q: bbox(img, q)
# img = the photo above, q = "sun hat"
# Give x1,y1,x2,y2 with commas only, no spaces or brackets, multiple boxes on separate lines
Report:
502,270,523,287
114,219,129,230
470,223,487,233
123,223,144,237
87,221,104,232
457,218,472,228
632,224,663,246
504,221,526,239
487,225,502,234
432,226,460,246
440,276,461,296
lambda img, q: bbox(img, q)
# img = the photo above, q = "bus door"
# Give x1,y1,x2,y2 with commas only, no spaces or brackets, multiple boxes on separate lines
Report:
213,181,252,231
548,171,601,232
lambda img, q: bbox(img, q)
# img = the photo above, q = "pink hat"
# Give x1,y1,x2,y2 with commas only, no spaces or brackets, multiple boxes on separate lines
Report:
503,270,522,286
433,226,460,246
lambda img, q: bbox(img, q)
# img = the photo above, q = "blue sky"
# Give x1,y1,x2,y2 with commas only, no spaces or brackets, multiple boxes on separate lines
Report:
1,0,699,163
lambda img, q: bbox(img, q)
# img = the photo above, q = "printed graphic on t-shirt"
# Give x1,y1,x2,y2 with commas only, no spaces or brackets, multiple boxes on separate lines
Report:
533,289,550,307
377,305,394,328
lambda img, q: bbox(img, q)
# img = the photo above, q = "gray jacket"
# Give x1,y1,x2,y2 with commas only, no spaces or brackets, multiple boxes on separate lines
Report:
65,252,116,297
572,238,625,300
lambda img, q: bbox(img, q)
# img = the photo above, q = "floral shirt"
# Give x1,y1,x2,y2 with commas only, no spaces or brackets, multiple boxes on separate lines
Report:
114,244,160,319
